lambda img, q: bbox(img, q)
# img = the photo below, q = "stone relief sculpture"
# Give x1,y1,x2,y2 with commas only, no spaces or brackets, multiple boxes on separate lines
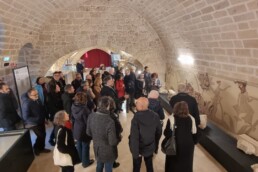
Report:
234,81,254,124
198,73,210,91
186,82,209,114
233,80,258,134
209,81,230,117
168,70,258,140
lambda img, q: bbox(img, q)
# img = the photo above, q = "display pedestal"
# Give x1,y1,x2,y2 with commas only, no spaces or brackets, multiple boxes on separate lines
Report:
0,130,34,172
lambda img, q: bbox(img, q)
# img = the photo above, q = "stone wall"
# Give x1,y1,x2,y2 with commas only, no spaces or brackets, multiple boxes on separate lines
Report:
28,2,166,81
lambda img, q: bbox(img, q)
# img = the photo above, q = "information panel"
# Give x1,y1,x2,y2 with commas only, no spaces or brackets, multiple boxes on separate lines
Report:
12,66,31,118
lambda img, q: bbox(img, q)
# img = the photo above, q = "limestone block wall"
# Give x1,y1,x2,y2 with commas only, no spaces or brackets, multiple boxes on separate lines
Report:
29,2,166,81
157,0,258,85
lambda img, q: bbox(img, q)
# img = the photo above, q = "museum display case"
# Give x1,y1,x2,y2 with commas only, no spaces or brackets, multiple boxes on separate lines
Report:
0,129,34,172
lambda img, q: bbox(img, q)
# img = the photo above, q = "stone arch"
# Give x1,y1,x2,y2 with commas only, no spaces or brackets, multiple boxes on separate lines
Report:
31,4,166,81
45,46,144,76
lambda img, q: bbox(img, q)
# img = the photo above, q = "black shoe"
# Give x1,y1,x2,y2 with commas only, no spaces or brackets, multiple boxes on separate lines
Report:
41,149,51,153
113,162,120,168
49,140,55,146
34,149,40,156
82,159,94,168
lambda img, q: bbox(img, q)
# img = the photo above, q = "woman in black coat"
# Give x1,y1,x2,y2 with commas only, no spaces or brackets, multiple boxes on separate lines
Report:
164,101,197,172
54,110,80,172
71,92,94,168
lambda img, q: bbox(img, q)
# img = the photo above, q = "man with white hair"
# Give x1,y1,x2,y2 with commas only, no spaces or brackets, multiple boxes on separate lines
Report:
169,83,200,126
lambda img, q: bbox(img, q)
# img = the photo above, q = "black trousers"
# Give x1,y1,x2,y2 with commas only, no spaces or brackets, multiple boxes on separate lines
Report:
31,123,46,151
133,155,153,172
61,166,74,172
49,124,56,142
126,92,135,111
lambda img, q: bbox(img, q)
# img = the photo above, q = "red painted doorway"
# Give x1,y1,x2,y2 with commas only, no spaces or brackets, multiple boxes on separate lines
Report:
82,49,111,68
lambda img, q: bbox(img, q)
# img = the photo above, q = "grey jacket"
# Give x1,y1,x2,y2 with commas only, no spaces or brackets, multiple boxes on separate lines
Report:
86,110,118,163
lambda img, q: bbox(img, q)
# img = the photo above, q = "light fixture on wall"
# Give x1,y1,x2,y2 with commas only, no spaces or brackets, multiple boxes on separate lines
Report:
177,54,194,65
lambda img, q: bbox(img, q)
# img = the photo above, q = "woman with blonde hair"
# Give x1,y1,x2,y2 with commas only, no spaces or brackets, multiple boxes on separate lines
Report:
163,101,197,172
54,110,80,172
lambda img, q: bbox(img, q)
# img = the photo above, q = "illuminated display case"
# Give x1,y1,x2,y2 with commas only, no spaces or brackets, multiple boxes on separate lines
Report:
0,130,34,172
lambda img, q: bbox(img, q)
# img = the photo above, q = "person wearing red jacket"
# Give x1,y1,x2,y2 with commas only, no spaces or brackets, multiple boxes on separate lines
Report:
115,74,125,112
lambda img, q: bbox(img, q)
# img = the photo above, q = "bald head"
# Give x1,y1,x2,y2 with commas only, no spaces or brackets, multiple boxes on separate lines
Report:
136,97,149,111
178,83,186,93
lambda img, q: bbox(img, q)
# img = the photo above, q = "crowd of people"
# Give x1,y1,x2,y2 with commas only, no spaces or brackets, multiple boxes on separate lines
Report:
0,63,201,172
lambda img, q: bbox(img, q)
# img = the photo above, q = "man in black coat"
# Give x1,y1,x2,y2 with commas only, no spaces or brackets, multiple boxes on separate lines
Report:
143,66,152,94
76,60,84,79
48,71,65,94
169,83,200,126
129,97,162,172
47,83,63,146
21,88,50,155
71,73,82,91
124,69,136,113
0,83,21,131
100,75,120,114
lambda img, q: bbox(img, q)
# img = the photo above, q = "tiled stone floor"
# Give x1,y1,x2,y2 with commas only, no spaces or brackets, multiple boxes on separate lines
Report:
28,109,226,172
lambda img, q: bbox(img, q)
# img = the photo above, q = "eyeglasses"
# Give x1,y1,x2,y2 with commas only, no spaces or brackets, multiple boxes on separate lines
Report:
30,94,38,97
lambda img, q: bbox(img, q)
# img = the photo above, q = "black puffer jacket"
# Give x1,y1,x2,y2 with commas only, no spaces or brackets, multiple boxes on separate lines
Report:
129,110,162,159
148,98,165,120
71,102,92,143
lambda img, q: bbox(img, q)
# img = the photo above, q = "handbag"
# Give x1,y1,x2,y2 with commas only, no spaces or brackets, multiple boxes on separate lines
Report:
53,128,73,166
161,116,177,155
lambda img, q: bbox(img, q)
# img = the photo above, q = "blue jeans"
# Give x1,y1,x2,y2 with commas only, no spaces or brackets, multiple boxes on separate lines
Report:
96,161,113,172
76,141,90,166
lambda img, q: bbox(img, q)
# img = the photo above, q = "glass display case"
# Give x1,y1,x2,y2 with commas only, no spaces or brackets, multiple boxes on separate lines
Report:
0,130,34,172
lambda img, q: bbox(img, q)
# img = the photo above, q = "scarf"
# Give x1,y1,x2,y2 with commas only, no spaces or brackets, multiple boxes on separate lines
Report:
169,114,197,134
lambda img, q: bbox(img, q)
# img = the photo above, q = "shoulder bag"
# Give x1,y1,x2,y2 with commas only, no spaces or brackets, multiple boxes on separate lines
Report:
161,116,177,155
53,128,73,166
